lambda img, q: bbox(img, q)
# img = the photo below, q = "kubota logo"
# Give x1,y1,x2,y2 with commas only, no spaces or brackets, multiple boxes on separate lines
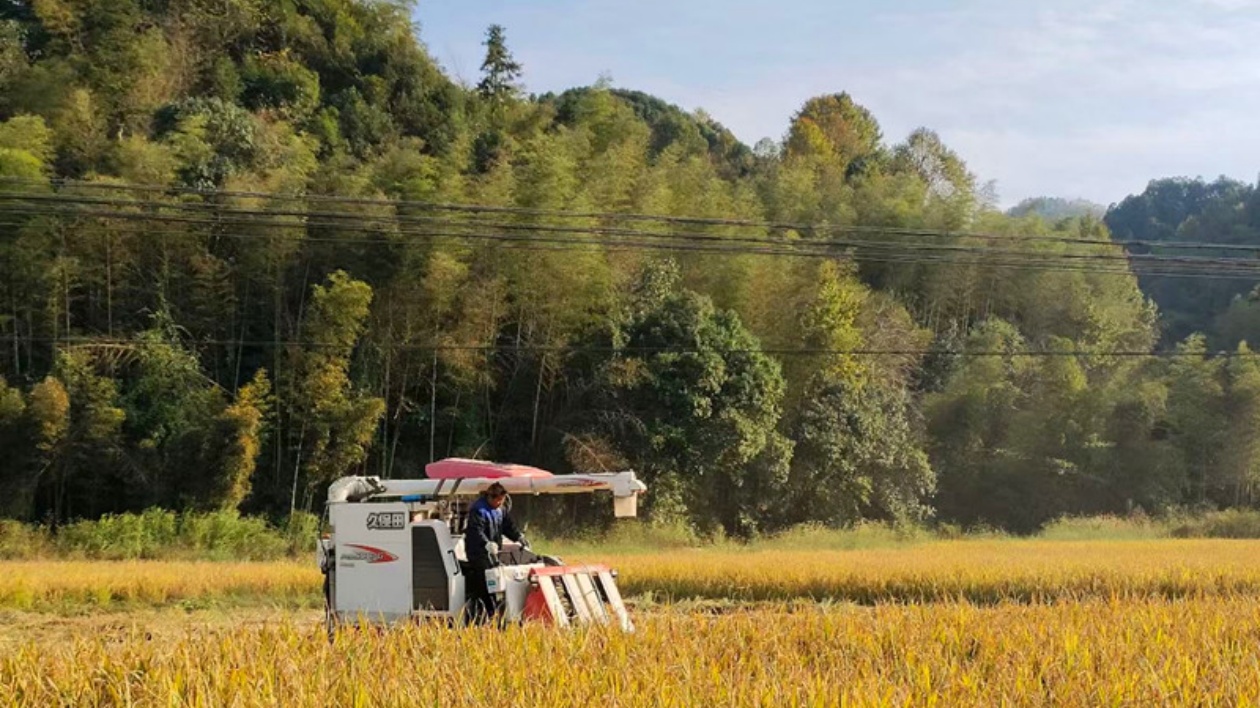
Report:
366,511,407,530
340,544,399,564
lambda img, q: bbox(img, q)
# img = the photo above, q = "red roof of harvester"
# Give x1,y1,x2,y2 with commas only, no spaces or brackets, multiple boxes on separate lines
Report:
424,458,554,480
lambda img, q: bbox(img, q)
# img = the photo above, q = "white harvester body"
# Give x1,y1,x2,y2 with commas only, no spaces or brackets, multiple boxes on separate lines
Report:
319,459,645,632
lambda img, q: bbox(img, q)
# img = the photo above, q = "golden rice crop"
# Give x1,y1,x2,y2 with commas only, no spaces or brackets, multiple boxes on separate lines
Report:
5,539,1260,611
3,598,1259,706
612,539,1260,603
4,540,1260,705
0,561,318,611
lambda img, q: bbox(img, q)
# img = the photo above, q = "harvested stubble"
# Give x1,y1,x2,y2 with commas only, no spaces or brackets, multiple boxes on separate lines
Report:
2,598,1259,706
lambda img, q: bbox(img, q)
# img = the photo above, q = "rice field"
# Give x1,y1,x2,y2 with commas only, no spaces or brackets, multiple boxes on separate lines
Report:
4,539,1260,611
3,539,1260,705
3,599,1259,706
612,539,1260,604
0,560,319,612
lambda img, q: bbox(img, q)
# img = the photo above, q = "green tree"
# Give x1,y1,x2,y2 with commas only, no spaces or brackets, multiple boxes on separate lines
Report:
208,368,271,510
241,51,321,121
119,315,260,511
111,134,178,185
0,376,34,517
1101,371,1178,513
784,380,933,528
288,271,385,511
157,98,260,189
890,128,977,228
784,93,882,172
476,24,522,104
591,261,790,537
1214,287,1260,351
0,113,54,182
42,350,126,522
1105,177,1255,345
50,87,108,176
1165,335,1226,506
0,20,26,108
793,260,868,391
1219,344,1260,506
926,319,1031,528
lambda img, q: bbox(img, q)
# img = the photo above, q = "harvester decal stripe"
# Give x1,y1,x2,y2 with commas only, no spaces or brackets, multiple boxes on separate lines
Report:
342,544,399,564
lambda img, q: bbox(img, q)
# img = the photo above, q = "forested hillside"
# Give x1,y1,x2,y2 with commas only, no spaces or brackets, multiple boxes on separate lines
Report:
1105,178,1260,347
0,0,1256,535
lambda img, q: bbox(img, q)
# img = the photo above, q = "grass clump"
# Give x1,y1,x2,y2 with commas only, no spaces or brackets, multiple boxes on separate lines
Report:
1170,509,1260,539
1036,514,1166,541
0,509,318,561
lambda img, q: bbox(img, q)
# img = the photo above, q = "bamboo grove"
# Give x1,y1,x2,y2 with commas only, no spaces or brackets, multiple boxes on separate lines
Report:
1,1,1259,535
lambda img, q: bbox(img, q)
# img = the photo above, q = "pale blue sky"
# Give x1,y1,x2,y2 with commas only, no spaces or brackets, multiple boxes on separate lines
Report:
416,1,1260,208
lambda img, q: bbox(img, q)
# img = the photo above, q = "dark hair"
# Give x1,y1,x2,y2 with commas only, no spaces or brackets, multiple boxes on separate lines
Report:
483,482,508,499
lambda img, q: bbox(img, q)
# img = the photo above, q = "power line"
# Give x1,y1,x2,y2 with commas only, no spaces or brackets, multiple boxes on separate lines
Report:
4,197,1260,280
39,336,1255,358
1,180,1251,361
0,194,1161,263
3,177,1258,254
6,216,1255,282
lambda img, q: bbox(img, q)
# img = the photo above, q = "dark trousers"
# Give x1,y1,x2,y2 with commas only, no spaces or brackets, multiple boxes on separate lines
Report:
464,562,499,625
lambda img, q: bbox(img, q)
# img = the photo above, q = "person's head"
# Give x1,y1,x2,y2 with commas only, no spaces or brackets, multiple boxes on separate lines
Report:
482,482,508,509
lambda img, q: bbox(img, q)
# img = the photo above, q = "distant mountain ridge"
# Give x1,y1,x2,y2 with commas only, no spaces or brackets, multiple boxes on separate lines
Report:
1007,197,1105,221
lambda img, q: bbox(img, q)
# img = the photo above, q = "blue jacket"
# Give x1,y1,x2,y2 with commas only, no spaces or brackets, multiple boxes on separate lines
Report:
465,496,522,567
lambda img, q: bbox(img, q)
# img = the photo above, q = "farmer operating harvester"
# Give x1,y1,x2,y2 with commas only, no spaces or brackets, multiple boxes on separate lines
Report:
463,481,525,625
318,458,646,633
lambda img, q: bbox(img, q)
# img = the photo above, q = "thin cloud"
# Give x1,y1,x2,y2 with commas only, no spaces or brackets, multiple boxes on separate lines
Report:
418,1,1260,206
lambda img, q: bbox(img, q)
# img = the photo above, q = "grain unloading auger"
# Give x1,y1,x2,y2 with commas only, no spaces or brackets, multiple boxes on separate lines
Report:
318,459,646,633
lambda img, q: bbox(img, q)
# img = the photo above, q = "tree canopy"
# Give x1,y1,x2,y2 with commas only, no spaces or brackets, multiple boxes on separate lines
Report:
0,1,1253,535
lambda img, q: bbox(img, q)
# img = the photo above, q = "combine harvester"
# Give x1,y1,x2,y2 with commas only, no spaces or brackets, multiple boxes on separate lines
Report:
319,458,647,633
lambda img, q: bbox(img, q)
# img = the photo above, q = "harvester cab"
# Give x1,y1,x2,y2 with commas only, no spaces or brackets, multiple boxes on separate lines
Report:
318,459,646,633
